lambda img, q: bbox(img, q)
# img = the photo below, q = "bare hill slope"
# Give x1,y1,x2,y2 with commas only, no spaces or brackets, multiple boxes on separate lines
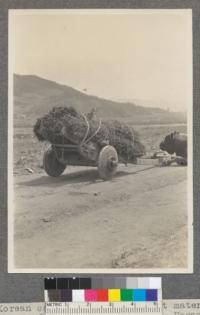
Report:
14,74,186,127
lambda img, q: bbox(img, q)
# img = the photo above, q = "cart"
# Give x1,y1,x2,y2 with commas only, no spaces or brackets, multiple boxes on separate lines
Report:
43,137,119,181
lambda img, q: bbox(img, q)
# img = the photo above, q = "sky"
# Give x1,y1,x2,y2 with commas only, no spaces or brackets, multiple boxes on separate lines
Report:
9,9,192,112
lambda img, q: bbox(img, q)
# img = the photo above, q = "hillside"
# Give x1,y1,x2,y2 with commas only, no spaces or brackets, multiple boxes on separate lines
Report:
13,74,186,127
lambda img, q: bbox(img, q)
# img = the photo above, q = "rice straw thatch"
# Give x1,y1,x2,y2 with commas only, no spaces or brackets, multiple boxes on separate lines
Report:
34,106,145,162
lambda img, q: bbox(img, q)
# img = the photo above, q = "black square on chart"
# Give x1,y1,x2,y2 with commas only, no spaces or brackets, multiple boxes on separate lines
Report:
57,278,70,289
44,278,56,290
69,278,79,289
80,278,92,289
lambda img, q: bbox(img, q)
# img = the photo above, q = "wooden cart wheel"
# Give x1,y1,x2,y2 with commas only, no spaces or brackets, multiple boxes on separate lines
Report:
98,145,118,180
43,146,66,177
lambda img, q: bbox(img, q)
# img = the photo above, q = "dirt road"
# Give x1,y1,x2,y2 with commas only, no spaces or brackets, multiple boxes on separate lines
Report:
13,164,188,270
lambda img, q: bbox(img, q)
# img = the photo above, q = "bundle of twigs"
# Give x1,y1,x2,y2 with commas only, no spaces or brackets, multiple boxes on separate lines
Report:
34,106,145,162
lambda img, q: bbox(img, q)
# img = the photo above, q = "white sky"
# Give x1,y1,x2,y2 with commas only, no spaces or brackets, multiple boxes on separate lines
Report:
10,9,192,112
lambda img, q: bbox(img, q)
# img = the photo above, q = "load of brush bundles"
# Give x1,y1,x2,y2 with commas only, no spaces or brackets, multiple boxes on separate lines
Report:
33,106,145,163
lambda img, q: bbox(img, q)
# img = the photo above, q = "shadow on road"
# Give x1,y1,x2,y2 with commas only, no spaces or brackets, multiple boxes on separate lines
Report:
18,169,100,187
17,165,160,188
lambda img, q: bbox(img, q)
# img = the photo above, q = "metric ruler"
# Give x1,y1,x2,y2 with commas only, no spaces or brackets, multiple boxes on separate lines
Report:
45,302,162,314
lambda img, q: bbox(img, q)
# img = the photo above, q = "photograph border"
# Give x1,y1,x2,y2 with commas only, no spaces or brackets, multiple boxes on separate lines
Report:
0,0,199,303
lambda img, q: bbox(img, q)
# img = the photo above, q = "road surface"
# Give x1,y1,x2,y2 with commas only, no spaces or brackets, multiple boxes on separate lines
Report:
13,163,188,270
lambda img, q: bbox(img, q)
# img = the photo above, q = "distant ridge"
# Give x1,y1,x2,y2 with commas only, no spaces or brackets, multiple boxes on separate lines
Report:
13,74,186,128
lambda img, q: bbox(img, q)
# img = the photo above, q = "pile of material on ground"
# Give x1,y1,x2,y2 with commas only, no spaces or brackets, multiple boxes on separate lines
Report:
33,106,145,163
